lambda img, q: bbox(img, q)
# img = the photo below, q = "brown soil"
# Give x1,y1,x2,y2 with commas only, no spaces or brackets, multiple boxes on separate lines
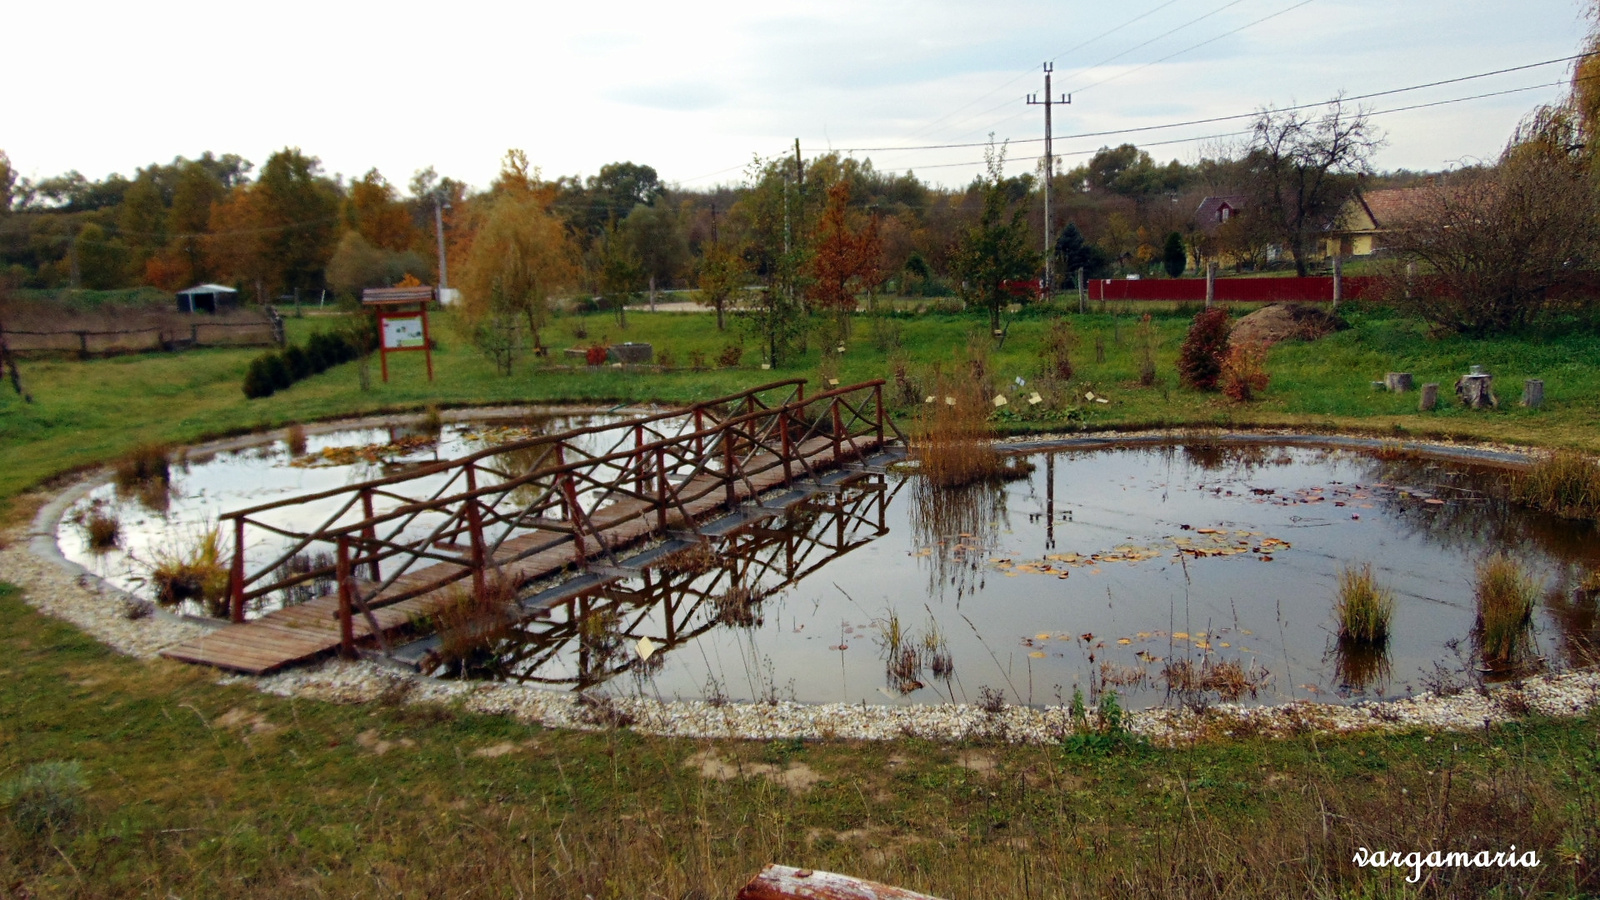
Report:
1229,303,1348,348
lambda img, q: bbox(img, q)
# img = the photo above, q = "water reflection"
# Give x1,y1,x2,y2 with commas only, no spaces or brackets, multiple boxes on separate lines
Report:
908,477,1008,601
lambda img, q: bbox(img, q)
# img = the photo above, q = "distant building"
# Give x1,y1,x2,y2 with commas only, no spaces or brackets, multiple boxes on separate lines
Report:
176,284,240,314
1323,188,1431,258
1195,195,1247,232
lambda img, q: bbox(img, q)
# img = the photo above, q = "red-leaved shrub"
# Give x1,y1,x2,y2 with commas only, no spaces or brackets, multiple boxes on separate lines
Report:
1177,307,1231,390
1220,341,1270,401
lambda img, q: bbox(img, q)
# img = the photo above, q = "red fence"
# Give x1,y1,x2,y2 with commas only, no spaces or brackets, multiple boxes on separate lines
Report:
1088,275,1380,304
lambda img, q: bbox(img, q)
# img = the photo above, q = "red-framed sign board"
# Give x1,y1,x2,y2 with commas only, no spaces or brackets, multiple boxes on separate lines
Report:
361,286,436,382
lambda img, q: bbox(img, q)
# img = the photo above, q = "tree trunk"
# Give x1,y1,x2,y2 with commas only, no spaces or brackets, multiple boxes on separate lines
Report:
649,273,657,312
716,299,725,331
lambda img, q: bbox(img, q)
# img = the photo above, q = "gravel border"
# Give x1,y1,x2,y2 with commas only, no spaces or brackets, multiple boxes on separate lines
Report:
8,420,1599,746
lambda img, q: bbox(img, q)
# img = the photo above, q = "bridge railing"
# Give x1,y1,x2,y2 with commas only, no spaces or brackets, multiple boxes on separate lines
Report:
221,380,894,646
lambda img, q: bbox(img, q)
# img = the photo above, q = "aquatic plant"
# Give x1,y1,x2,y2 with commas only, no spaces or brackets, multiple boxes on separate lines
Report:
1335,563,1395,644
910,375,1030,488
84,508,120,551
1474,553,1540,668
114,443,170,487
149,528,230,616
284,423,308,456
1514,450,1600,520
433,574,519,674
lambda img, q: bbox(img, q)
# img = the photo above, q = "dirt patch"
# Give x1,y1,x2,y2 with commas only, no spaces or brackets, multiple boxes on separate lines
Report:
214,707,280,735
956,750,997,773
356,728,415,755
471,741,520,758
684,750,821,793
1229,303,1348,348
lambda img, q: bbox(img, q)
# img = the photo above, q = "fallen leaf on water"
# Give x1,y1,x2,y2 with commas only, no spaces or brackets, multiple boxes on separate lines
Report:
1117,638,1132,645
1172,632,1190,640
1036,633,1052,641
1029,651,1047,659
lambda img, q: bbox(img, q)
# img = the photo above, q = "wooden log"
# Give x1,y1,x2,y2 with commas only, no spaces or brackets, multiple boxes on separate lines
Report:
1419,383,1439,412
737,865,947,900
1522,379,1544,408
1384,372,1413,393
1455,374,1497,410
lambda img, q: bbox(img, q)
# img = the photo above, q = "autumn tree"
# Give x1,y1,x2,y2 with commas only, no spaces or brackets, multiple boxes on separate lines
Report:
592,219,643,328
696,240,746,331
1244,98,1383,275
806,181,881,337
458,153,578,355
344,169,416,252
118,172,167,281
164,160,227,285
0,151,15,215
950,141,1039,334
254,148,340,295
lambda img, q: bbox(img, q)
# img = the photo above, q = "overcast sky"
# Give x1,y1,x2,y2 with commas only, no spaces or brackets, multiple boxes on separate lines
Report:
4,0,1589,192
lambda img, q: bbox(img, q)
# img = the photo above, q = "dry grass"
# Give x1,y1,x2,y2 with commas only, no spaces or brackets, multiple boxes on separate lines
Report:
421,403,444,434
432,574,519,673
1514,450,1600,520
283,424,307,456
1474,553,1540,668
1161,657,1271,703
657,541,722,577
113,444,169,487
149,528,230,616
1334,563,1395,644
83,508,120,551
711,583,767,628
910,375,1029,488
1332,639,1393,692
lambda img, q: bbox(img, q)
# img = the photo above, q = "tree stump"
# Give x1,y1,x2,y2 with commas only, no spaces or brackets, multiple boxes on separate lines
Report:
1419,383,1439,411
737,865,946,900
1385,372,1413,393
1522,379,1544,408
1456,374,1496,409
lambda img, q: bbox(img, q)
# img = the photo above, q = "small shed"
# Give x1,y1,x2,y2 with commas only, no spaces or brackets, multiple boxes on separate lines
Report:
176,284,240,314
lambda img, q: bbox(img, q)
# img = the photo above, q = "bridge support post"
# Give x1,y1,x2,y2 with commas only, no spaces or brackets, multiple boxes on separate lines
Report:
229,517,246,623
780,413,793,483
360,488,380,582
655,446,668,534
337,535,355,658
831,397,843,461
874,383,884,446
465,463,487,598
723,431,738,506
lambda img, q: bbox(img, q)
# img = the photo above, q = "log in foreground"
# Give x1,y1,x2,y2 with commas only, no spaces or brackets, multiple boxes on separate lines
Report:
737,864,948,900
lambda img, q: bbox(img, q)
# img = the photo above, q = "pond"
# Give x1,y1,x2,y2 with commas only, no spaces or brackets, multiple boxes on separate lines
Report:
60,428,1600,711
462,441,1600,710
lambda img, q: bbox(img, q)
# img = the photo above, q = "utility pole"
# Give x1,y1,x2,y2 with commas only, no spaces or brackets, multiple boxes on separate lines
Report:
1027,63,1069,298
433,191,450,295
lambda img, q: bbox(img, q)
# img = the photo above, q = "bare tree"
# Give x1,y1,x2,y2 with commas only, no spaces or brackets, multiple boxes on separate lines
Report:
1386,117,1600,336
1245,98,1384,276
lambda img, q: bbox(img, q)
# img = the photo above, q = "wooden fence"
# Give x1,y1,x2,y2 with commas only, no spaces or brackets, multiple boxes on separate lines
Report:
1089,274,1380,304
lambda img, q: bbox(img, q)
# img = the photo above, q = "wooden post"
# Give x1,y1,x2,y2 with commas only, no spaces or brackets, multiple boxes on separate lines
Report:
655,446,668,533
694,407,704,459
1384,373,1413,393
1205,262,1216,308
737,865,947,900
1419,383,1439,412
360,488,380,581
1522,379,1544,408
420,305,435,381
337,536,355,659
634,423,646,496
1332,254,1343,310
831,397,843,461
229,516,247,623
723,429,738,506
77,331,89,359
874,383,884,446
464,463,487,598
1077,267,1085,314
780,412,793,483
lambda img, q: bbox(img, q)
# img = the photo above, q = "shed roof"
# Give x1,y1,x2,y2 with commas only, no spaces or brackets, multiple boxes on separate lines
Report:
177,283,239,295
362,286,436,305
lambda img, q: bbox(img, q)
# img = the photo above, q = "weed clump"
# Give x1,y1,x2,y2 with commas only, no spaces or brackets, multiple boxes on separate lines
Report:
658,541,723,577
1039,318,1079,382
1,760,88,839
150,528,230,616
84,507,121,550
432,575,519,674
1514,450,1600,520
1219,340,1270,401
114,444,170,487
1177,307,1230,391
1473,553,1540,668
284,423,308,456
1335,563,1395,644
712,583,767,628
1135,314,1158,386
911,376,1030,488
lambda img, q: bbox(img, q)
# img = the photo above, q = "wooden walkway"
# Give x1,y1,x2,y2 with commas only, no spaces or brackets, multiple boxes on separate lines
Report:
161,433,874,674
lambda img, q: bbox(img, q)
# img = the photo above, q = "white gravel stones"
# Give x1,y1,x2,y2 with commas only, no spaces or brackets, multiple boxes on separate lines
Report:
8,427,1600,746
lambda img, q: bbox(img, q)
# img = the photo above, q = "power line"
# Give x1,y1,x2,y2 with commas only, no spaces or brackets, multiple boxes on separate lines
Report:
1066,0,1318,94
1054,0,1252,88
801,50,1596,156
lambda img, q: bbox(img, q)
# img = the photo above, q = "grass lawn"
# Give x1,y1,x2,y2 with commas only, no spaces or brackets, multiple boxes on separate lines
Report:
4,301,1600,896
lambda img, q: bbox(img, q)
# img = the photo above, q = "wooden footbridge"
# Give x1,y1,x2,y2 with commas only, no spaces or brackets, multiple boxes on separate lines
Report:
160,379,901,675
